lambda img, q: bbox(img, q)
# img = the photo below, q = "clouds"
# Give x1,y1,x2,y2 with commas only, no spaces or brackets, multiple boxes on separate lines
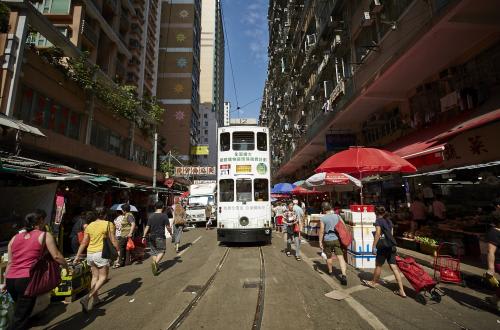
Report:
241,0,269,63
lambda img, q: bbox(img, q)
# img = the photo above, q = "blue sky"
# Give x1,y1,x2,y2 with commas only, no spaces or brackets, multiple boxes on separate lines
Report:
222,0,269,120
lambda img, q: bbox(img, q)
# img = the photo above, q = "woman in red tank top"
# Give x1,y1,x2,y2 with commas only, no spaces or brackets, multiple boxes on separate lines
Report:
2,210,67,330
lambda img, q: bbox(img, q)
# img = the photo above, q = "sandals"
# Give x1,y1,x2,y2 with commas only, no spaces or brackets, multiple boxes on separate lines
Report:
361,279,377,288
295,256,301,261
285,251,291,257
393,290,407,298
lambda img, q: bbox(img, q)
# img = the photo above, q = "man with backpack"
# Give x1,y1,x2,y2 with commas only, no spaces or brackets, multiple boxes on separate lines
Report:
318,202,348,286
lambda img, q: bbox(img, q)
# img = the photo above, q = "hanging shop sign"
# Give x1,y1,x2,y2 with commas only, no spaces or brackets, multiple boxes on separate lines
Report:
190,145,209,155
175,166,216,176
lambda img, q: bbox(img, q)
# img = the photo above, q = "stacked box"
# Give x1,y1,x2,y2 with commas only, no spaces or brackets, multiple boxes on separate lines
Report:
347,250,376,269
344,207,376,269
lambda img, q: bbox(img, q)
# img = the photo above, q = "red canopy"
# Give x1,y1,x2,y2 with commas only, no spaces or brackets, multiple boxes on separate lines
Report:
315,146,417,176
291,186,321,195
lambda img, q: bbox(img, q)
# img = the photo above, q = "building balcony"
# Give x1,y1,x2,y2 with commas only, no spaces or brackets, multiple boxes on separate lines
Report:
81,20,99,47
103,0,118,13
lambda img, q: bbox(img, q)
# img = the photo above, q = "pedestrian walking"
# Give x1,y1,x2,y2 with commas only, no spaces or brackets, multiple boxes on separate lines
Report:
284,203,301,261
113,204,136,268
172,198,186,253
318,202,348,286
485,218,500,310
362,207,407,298
205,204,213,230
2,210,68,329
74,207,119,312
69,210,90,254
274,203,285,232
431,195,446,221
409,197,427,237
142,201,172,276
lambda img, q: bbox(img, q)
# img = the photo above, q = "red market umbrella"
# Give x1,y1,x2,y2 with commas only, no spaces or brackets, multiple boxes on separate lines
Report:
315,147,417,204
306,172,362,188
291,186,321,195
315,146,417,176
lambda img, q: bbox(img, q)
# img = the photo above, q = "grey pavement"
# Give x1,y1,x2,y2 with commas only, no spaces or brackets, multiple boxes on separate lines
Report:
29,229,500,330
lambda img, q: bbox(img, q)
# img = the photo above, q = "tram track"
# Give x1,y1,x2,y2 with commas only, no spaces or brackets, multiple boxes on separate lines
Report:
166,246,266,330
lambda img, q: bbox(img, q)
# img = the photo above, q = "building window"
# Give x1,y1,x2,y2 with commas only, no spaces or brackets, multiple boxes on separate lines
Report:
204,121,208,126
204,129,208,134
18,86,81,140
204,113,207,118
204,137,208,142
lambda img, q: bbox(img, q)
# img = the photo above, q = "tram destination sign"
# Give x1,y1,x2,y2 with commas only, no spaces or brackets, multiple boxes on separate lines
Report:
174,166,216,176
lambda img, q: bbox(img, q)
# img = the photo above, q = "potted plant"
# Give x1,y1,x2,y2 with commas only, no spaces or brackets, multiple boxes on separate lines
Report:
415,236,439,256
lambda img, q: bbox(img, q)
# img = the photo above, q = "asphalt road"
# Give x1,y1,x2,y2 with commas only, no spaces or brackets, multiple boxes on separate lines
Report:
30,228,500,330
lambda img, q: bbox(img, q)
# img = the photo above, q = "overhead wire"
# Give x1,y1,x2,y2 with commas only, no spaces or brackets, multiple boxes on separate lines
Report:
220,0,240,117
229,96,263,113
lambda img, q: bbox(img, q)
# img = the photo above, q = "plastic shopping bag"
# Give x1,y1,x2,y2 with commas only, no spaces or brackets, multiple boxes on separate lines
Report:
0,291,14,330
126,238,135,251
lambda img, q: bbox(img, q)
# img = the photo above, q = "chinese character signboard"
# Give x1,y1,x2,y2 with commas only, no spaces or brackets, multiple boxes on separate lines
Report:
174,166,216,176
190,145,209,155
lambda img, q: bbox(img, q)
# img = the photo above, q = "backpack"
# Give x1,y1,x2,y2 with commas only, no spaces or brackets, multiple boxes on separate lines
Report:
334,216,352,247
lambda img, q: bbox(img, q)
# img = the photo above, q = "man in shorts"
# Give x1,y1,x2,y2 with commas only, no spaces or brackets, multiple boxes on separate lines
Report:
142,201,172,275
318,202,347,286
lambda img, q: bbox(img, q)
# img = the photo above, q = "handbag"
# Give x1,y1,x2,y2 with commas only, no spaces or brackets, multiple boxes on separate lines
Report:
102,221,118,261
24,233,61,297
293,223,300,233
377,218,397,252
126,237,135,251
334,216,353,247
77,231,85,244
0,291,14,329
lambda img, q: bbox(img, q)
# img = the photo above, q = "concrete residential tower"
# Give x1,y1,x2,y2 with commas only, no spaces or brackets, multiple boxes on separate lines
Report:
156,0,202,161
197,0,224,167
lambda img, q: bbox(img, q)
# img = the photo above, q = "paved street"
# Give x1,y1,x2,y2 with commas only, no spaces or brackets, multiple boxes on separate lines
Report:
29,228,499,330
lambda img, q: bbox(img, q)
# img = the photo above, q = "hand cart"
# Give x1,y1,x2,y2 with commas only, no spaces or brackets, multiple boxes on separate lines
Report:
433,242,464,285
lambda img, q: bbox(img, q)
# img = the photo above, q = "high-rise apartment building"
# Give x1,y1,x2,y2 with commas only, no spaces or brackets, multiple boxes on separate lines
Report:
0,0,162,182
197,0,224,167
262,0,500,181
156,0,201,161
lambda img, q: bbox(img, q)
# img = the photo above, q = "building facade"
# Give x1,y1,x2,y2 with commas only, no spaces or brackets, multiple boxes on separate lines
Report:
261,0,500,181
156,0,201,162
197,0,224,167
1,0,163,183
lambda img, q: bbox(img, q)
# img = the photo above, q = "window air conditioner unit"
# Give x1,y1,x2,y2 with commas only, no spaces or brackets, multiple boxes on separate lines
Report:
361,12,374,27
372,0,383,13
306,34,317,47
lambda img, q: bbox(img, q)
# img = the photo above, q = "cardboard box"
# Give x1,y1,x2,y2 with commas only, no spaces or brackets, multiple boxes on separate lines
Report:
347,250,376,269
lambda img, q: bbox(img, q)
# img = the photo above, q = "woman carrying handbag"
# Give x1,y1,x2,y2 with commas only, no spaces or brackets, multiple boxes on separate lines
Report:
74,207,119,313
2,210,67,330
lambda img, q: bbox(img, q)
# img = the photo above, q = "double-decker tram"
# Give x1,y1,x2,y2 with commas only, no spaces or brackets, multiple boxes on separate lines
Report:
216,125,272,244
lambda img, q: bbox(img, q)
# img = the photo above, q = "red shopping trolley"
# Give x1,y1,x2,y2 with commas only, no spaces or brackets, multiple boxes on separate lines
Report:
396,256,441,305
433,242,464,285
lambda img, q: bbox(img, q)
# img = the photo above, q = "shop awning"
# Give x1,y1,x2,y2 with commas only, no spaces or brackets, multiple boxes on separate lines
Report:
431,108,500,143
389,109,500,168
0,114,46,137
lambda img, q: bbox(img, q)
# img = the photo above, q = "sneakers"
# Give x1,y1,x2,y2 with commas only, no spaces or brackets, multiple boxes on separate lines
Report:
340,275,348,286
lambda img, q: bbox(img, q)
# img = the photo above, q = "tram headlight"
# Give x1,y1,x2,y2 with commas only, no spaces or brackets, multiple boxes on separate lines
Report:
239,216,249,226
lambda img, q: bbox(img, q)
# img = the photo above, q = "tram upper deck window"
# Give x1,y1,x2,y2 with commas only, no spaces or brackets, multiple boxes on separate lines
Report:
254,179,269,201
219,179,234,202
257,132,267,151
232,132,255,151
236,179,252,202
220,132,230,151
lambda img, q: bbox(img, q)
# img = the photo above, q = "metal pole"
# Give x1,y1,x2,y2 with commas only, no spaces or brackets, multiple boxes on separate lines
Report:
153,132,158,202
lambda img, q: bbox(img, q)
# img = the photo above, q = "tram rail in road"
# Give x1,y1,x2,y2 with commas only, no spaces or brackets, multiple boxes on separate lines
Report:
167,246,266,330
